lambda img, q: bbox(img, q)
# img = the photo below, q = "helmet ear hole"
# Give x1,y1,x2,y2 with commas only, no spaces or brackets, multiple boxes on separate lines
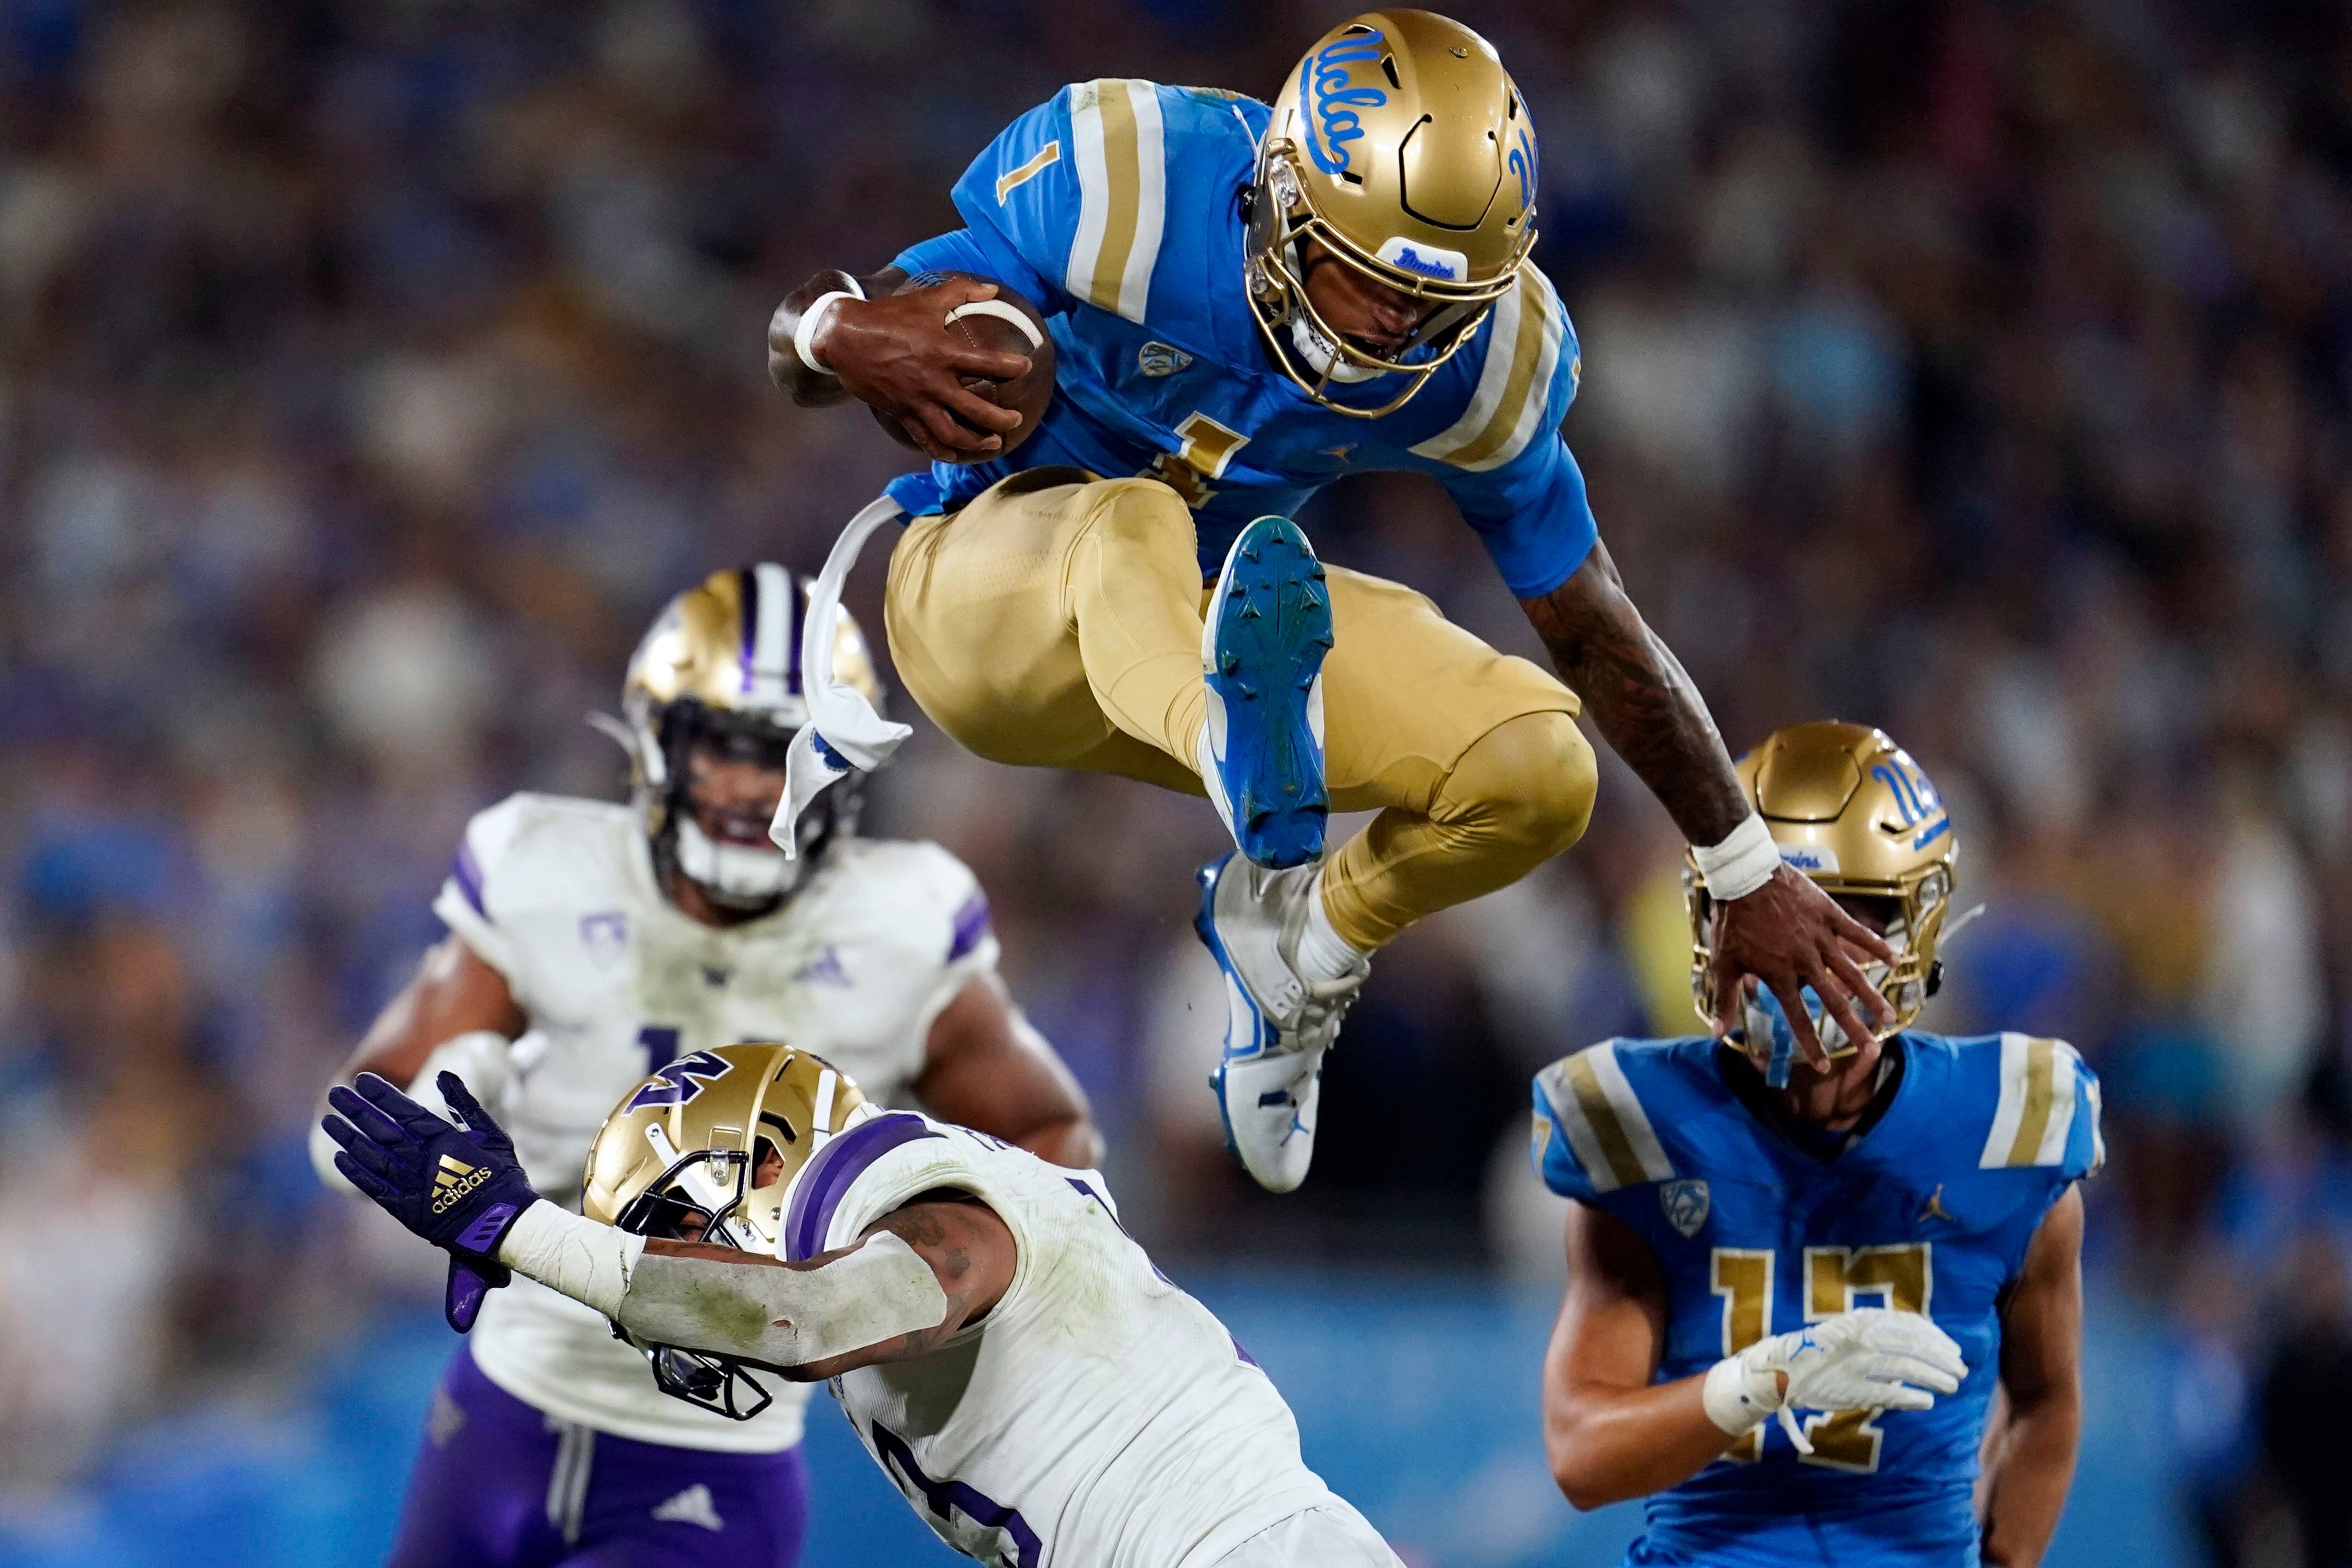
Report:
1924,958,1945,999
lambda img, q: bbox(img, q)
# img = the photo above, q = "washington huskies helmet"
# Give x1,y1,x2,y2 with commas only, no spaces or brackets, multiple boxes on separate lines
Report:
582,1042,874,1419
1247,10,1540,417
1687,722,1959,1079
613,565,882,910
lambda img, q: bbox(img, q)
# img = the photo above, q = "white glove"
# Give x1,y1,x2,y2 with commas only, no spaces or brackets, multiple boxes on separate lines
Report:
308,1031,516,1198
1701,1307,1966,1453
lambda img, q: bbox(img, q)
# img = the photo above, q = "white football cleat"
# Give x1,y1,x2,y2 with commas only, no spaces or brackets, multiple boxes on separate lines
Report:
1195,852,1369,1193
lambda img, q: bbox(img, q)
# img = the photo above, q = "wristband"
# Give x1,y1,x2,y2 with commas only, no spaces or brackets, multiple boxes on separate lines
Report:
497,1199,645,1319
1694,813,1780,902
792,282,863,375
1701,1352,1780,1436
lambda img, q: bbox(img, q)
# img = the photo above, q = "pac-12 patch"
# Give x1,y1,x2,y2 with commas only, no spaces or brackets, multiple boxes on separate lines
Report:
1660,1178,1710,1238
1138,341,1192,377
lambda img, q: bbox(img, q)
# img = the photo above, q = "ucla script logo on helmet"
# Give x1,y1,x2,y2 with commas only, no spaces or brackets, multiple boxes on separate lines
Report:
625,1050,733,1112
1302,31,1385,175
1508,125,1538,208
1872,751,1950,850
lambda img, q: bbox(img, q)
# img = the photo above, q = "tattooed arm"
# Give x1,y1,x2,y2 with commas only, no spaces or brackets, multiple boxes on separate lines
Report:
1522,542,1894,1057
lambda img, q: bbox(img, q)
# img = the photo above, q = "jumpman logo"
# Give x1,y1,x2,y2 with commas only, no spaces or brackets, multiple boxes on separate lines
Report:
1918,1184,1957,1226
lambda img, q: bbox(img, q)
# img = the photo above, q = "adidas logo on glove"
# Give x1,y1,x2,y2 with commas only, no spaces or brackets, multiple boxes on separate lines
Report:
430,1153,491,1214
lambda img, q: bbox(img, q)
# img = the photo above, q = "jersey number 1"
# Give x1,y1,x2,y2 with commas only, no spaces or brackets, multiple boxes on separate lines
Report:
1711,1242,1934,1471
1144,412,1249,507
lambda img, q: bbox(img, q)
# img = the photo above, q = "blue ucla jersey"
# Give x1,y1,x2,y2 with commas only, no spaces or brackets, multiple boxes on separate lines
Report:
886,78,1597,599
1531,1032,2103,1568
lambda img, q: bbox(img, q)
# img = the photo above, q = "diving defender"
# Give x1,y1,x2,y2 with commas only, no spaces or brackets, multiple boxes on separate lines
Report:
764,10,1891,1191
311,569,1099,1567
1536,723,2093,1568
326,1045,1411,1568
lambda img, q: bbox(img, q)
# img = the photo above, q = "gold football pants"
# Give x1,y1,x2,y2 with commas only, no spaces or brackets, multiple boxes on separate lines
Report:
884,470,1596,950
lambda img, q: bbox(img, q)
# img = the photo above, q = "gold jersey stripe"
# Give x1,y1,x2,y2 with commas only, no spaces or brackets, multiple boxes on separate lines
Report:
1979,1032,2084,1168
1408,264,1567,472
1564,1051,1649,1190
2005,1036,2057,1168
1065,80,1166,323
996,140,1061,205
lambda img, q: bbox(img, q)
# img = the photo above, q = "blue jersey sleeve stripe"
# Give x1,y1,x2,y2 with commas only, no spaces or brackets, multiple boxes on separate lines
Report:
1064,79,1167,322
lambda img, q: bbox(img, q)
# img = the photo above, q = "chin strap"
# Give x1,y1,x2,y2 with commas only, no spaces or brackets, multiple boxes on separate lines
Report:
771,495,913,859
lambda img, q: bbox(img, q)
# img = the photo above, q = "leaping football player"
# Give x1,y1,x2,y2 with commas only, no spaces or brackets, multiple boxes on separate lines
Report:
324,1045,1412,1568
309,567,1100,1568
764,9,1893,1192
1535,723,2094,1568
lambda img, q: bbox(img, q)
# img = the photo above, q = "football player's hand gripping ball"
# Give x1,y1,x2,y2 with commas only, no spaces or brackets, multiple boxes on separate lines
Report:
322,1072,539,1332
1702,1306,1966,1453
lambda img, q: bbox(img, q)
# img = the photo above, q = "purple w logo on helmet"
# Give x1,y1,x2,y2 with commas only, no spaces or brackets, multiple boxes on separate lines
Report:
626,1050,733,1112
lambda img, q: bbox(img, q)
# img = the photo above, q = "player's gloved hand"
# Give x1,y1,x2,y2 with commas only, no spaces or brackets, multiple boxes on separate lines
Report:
1700,1307,1966,1454
322,1071,539,1333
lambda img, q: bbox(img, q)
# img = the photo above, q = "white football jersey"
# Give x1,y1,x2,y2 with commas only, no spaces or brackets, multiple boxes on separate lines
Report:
431,793,998,1452
785,1112,1351,1568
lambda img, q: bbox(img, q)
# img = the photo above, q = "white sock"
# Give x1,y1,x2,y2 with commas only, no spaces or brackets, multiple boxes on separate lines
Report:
1294,871,1368,985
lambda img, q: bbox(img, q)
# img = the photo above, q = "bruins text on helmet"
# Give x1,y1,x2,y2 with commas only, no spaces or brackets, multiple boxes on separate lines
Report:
1686,721,1958,1084
614,564,883,911
1248,10,1540,416
581,1042,872,1420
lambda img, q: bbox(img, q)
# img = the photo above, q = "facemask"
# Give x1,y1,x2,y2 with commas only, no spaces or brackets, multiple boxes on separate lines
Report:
675,815,800,907
1287,308,1383,383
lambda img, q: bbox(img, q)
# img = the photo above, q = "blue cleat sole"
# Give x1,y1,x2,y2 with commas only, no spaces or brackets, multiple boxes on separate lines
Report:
1207,518,1332,869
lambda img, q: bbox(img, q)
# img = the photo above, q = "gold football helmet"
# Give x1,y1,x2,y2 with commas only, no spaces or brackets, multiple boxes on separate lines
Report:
1248,10,1540,416
612,564,882,909
582,1042,873,1417
1687,721,1959,1064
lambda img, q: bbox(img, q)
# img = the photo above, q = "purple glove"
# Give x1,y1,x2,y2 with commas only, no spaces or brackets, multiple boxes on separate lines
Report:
322,1072,537,1332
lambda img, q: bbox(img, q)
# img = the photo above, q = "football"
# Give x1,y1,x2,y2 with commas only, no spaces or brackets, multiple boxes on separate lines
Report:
873,270,1056,463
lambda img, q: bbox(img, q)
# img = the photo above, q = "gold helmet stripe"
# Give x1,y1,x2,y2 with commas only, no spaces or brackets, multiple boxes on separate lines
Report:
1408,265,1566,471
1066,79,1167,323
1535,1044,1675,1193
1978,1034,2087,1169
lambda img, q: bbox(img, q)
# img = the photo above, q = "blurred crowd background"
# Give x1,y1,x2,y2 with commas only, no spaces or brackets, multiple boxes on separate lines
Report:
3,0,2351,1563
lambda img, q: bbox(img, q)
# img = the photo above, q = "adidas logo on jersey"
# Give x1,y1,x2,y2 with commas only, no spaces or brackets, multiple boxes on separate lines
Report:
430,1153,491,1214
652,1483,724,1531
796,946,850,986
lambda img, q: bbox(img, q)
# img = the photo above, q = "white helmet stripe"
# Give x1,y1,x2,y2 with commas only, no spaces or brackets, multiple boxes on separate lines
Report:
746,562,795,708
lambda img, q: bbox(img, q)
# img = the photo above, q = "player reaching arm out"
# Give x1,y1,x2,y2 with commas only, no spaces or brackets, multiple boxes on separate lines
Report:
332,1044,1414,1568
322,1070,999,1381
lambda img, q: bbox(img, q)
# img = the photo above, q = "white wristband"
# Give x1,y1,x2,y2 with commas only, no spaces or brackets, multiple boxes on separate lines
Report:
1701,1353,1780,1436
1694,813,1780,902
497,1199,645,1320
793,285,862,375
